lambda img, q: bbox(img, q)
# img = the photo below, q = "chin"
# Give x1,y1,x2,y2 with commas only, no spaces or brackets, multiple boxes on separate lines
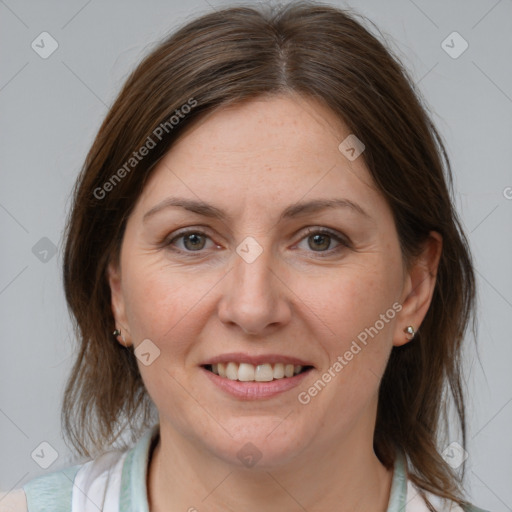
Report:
205,418,310,469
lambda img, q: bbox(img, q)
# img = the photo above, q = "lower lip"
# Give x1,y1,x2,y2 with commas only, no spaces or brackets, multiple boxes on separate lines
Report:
201,366,313,400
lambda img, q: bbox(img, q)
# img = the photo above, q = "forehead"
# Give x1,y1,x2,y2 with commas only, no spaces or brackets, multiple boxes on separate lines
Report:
133,94,383,220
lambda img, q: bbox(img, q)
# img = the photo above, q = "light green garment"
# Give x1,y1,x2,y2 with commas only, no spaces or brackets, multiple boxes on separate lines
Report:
23,426,490,512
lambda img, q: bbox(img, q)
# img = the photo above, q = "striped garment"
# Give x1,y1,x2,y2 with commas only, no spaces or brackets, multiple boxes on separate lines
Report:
0,426,490,512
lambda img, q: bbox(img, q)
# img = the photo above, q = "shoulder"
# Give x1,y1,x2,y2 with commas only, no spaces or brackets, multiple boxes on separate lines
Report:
0,465,79,512
18,450,125,512
407,479,491,512
20,463,81,512
9,426,158,512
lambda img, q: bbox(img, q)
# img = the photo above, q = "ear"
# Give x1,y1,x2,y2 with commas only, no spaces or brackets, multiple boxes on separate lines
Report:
107,260,132,347
393,231,442,347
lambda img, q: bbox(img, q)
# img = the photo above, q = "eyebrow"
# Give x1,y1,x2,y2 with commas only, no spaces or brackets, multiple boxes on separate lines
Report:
143,197,370,223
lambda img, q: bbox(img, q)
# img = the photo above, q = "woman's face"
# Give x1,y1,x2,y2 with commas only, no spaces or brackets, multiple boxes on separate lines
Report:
109,94,425,468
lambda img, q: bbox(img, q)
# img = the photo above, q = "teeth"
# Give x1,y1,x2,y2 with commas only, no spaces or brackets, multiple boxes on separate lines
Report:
255,363,273,382
273,363,285,379
238,363,255,381
208,362,306,381
226,362,238,380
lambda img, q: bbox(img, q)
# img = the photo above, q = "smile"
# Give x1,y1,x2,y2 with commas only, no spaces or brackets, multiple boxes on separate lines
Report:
204,362,313,382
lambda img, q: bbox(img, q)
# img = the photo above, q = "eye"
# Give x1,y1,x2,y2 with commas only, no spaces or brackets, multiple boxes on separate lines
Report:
165,230,216,253
295,227,350,256
164,227,350,257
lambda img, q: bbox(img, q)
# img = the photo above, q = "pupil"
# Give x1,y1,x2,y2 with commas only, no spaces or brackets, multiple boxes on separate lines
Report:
185,233,204,250
310,234,329,251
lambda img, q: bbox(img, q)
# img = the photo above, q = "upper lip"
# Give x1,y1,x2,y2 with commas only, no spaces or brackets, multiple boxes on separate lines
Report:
201,352,314,367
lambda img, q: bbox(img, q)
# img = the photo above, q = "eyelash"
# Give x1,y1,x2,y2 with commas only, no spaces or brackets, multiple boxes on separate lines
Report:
163,227,350,258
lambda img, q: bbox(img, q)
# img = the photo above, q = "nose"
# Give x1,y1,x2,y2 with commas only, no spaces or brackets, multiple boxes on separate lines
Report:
217,243,292,336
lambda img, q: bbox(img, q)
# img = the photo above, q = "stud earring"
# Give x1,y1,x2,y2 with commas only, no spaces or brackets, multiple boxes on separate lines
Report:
404,325,415,340
113,328,127,346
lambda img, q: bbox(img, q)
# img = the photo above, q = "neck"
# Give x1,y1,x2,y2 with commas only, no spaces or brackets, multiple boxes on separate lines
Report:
147,424,394,512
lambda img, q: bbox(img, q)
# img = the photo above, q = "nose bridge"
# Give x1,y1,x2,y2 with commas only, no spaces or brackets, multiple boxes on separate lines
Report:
218,237,289,334
235,242,273,298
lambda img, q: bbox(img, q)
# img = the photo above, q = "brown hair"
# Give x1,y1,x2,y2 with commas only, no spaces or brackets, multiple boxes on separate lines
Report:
62,2,476,509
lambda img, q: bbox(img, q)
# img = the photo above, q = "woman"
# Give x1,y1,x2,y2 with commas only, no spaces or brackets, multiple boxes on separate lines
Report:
3,1,489,511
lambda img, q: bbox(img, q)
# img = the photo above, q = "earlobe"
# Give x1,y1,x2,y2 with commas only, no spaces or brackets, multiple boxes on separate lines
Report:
107,261,131,347
393,231,442,347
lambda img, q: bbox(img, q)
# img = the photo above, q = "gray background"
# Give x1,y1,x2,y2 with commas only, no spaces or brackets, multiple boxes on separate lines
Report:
1,0,511,510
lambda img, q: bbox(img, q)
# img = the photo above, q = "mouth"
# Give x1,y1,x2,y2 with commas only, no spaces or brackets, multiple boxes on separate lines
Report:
201,362,314,382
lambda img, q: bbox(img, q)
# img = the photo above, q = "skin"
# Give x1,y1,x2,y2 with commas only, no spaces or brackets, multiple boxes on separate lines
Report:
108,93,442,512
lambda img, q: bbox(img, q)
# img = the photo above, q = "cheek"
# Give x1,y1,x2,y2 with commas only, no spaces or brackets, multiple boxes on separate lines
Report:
298,260,401,408
301,260,400,341
324,264,400,379
122,257,208,340
293,269,400,434
122,262,209,413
